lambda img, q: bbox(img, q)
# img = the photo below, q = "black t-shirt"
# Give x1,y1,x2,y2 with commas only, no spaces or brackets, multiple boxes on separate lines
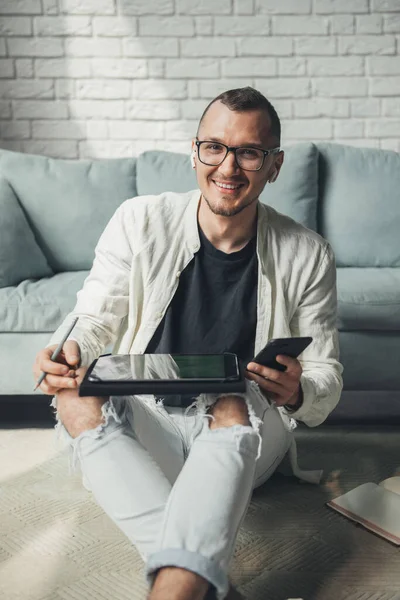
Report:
146,226,258,367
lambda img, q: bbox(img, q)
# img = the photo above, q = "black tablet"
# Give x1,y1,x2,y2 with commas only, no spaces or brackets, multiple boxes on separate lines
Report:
79,353,246,397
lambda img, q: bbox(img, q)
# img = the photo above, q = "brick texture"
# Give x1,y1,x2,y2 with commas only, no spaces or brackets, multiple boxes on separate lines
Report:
0,0,399,157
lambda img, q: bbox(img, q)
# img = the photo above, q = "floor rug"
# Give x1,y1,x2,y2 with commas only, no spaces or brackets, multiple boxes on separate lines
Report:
1,425,399,600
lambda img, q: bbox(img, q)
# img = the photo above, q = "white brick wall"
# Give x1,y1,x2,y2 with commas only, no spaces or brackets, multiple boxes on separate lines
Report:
0,0,399,158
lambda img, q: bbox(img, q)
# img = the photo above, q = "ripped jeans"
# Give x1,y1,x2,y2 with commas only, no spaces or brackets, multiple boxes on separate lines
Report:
52,380,293,599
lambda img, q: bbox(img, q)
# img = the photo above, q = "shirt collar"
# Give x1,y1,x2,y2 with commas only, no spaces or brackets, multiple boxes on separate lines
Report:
186,189,269,274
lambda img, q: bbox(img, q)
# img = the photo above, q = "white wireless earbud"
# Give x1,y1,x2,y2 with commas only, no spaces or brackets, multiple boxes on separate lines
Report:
190,151,196,168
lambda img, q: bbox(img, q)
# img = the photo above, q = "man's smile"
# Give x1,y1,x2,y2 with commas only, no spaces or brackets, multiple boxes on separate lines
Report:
212,179,246,193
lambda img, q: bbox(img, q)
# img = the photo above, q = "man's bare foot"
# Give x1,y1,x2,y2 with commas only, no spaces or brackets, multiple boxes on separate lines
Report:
149,567,209,600
150,568,244,600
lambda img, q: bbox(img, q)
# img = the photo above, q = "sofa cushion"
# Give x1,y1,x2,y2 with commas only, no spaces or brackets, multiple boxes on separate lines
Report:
136,149,198,197
0,149,137,273
136,142,318,230
0,271,88,332
337,268,400,331
0,177,53,288
317,143,400,267
260,142,318,230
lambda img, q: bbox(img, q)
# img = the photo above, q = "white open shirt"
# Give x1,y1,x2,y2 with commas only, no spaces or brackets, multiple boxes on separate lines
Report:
48,189,343,429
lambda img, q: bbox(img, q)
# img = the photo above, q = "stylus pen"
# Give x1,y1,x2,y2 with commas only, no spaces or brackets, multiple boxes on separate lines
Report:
34,317,79,391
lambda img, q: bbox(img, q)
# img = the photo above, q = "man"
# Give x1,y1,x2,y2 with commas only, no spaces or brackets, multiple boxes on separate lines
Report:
33,87,343,600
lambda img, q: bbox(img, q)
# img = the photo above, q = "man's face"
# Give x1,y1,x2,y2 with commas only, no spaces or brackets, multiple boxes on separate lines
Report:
193,101,283,218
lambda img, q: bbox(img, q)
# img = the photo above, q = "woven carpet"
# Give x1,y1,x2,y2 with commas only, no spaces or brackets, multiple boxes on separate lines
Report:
0,424,399,600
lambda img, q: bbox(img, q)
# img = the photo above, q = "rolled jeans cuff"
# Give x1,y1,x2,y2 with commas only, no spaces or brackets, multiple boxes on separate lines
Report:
146,548,229,599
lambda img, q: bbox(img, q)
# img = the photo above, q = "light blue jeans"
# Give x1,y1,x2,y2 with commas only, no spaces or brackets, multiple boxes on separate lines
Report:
53,380,293,599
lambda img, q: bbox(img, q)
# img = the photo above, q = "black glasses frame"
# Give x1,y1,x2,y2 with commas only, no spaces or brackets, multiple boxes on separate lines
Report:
195,139,281,171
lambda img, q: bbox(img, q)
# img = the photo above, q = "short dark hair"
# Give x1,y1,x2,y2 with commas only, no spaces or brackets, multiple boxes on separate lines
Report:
197,86,281,144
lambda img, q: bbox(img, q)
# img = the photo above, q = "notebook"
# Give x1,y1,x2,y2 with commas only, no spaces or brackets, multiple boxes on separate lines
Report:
327,476,400,545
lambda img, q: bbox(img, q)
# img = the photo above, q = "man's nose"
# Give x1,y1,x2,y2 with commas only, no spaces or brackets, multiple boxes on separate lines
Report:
218,149,241,176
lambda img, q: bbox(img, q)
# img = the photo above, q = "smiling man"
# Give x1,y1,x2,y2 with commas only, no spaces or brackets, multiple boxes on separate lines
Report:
194,97,282,224
33,87,343,600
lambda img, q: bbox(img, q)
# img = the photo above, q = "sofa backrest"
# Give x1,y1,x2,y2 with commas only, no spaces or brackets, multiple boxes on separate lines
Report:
0,149,137,273
7,140,396,281
136,142,319,232
317,143,400,268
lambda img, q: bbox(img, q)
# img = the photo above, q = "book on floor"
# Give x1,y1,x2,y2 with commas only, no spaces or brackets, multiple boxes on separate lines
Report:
327,476,400,545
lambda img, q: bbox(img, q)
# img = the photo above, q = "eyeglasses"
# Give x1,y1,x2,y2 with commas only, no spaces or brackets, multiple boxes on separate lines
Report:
195,140,281,172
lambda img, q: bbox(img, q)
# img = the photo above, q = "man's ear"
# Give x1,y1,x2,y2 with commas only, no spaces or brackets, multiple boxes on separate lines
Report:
269,171,278,183
270,150,284,182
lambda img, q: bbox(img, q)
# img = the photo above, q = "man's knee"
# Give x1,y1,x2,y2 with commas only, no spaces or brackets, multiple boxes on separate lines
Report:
208,395,250,430
56,387,108,439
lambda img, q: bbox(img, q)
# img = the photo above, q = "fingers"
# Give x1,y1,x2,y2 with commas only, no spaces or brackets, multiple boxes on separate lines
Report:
46,373,77,388
39,367,87,396
63,340,81,366
39,359,71,376
245,371,287,406
33,346,56,382
37,373,78,395
247,362,285,382
74,366,88,385
33,341,81,395
247,356,302,380
245,366,300,407
275,354,300,372
246,370,282,394
33,348,68,381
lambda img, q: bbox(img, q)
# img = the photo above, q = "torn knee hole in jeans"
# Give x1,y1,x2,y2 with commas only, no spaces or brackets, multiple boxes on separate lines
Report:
185,393,263,459
51,396,122,473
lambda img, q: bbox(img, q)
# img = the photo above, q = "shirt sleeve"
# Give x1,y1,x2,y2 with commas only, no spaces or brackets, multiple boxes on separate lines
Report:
46,203,132,367
283,242,344,427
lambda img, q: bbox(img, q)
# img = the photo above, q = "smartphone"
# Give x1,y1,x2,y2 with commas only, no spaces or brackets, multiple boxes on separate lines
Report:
250,337,312,372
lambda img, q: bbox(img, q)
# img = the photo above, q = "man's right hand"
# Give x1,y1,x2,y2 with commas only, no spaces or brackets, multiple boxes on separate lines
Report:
33,340,81,395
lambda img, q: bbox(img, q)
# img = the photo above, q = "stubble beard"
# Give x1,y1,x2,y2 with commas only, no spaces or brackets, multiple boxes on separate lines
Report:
202,191,258,217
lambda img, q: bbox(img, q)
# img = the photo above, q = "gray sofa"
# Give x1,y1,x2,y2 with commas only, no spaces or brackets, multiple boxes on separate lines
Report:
1,142,399,421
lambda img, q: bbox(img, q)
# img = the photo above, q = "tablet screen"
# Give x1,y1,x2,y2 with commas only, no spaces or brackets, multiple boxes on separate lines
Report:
88,354,232,382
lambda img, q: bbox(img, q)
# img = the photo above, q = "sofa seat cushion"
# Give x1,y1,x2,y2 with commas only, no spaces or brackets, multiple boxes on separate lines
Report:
337,268,400,331
0,271,88,333
136,142,319,231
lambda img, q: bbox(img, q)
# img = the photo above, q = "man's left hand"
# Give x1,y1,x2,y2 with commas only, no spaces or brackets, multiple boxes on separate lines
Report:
245,355,303,407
